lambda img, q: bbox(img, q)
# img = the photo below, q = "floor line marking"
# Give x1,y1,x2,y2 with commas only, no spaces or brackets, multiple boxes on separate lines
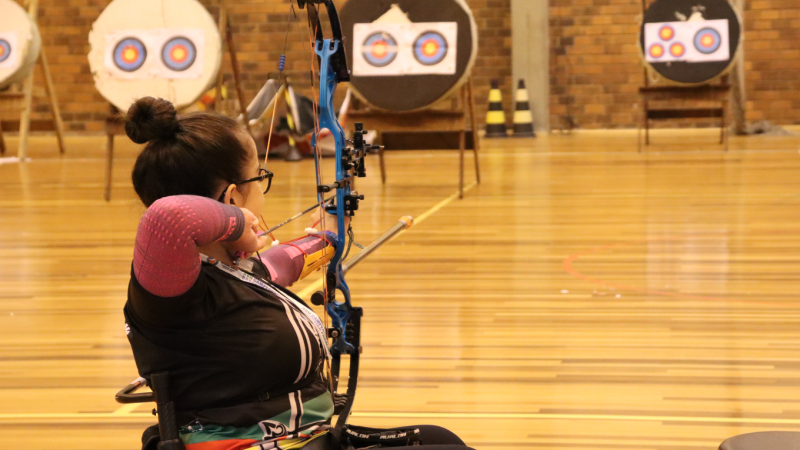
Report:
111,403,140,415
296,181,477,300
2,410,800,425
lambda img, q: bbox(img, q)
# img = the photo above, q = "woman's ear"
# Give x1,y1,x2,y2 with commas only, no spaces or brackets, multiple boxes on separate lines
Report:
221,184,236,205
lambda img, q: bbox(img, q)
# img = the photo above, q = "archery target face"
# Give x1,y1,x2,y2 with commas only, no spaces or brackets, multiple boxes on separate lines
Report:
0,32,19,70
413,31,448,65
113,37,147,72
353,22,457,76
695,28,722,54
103,29,204,79
649,43,665,59
644,19,729,63
362,32,398,67
670,42,685,57
161,36,198,72
406,23,457,74
0,40,10,64
659,25,674,41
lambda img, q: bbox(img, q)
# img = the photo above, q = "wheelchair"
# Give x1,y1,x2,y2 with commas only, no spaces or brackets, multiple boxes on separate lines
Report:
718,432,800,450
115,308,364,450
116,371,342,450
116,372,185,450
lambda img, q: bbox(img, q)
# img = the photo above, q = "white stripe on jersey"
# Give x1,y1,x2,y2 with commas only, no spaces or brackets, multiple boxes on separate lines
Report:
280,300,309,383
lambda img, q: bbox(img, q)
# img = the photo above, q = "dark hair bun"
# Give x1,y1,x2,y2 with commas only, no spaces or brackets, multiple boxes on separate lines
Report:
125,97,180,144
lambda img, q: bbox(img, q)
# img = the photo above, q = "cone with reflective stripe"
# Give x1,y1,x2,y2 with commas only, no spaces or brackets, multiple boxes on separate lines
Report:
513,79,536,137
485,80,508,138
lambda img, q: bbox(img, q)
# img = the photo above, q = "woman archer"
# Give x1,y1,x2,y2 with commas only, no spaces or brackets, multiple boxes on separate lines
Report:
123,97,474,450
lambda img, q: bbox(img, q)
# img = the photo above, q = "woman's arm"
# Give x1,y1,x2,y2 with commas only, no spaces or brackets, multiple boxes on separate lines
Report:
133,195,246,298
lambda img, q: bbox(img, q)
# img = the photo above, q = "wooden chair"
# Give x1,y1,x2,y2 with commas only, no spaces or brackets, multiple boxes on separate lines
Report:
348,79,481,199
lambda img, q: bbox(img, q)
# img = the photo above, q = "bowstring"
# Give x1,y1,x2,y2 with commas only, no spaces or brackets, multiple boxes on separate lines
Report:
263,4,297,171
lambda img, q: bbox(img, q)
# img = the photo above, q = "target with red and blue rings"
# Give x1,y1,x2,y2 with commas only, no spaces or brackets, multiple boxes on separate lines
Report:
670,42,685,57
648,43,664,59
694,28,721,54
161,37,197,72
113,37,147,72
413,31,448,66
659,25,674,41
362,32,398,67
0,39,11,64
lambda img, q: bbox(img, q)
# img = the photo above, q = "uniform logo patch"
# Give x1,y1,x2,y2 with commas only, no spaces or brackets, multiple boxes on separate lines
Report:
258,420,288,439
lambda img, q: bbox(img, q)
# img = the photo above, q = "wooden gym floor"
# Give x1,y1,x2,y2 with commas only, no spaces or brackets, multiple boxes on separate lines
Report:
2,128,800,449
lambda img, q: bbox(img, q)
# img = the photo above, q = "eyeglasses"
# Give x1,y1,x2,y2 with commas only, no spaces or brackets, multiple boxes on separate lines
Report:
238,168,274,195
217,168,274,202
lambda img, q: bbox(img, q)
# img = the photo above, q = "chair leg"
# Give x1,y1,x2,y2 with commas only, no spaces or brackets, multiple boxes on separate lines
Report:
378,136,386,184
18,71,34,159
0,120,5,156
104,133,114,202
638,101,643,153
467,78,481,184
459,130,465,199
40,49,66,154
644,100,650,146
722,122,729,151
720,100,727,147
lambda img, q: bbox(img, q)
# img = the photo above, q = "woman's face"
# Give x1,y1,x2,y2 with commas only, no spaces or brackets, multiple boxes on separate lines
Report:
238,132,266,218
221,131,265,218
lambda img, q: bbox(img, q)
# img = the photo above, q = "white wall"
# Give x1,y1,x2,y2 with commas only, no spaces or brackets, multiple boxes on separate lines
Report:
511,0,550,132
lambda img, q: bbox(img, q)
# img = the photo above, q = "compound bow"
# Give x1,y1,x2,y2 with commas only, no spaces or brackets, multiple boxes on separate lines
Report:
263,0,413,444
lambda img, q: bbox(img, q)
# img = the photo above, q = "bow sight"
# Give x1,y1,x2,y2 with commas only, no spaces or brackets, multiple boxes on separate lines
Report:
316,123,382,217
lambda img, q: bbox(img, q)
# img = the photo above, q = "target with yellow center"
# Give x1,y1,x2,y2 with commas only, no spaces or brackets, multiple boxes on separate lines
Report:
112,37,147,72
413,31,448,66
161,36,197,72
0,39,10,63
658,25,674,41
649,43,664,59
362,32,398,67
694,28,722,54
669,42,685,57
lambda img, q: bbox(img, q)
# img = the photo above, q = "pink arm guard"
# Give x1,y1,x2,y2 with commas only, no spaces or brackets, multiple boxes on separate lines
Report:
257,235,332,287
133,195,245,298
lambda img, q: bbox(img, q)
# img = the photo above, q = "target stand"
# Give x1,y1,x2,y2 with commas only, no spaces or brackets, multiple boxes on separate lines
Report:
0,0,66,158
637,0,739,151
639,79,731,152
99,0,250,201
349,78,480,199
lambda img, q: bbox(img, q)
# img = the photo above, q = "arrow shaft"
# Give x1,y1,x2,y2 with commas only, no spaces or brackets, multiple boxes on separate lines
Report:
264,195,335,235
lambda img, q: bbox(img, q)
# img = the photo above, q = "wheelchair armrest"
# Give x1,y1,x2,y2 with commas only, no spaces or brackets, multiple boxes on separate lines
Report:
116,376,156,404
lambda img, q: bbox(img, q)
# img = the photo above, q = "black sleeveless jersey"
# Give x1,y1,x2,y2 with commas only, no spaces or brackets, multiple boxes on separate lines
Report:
124,260,331,427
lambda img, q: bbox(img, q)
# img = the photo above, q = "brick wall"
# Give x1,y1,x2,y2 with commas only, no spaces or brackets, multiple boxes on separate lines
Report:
13,0,512,134
745,0,800,125
550,0,800,130
18,0,795,132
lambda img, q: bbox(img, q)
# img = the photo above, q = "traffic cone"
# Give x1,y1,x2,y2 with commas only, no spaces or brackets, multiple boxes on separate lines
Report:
513,80,536,137
484,80,508,138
